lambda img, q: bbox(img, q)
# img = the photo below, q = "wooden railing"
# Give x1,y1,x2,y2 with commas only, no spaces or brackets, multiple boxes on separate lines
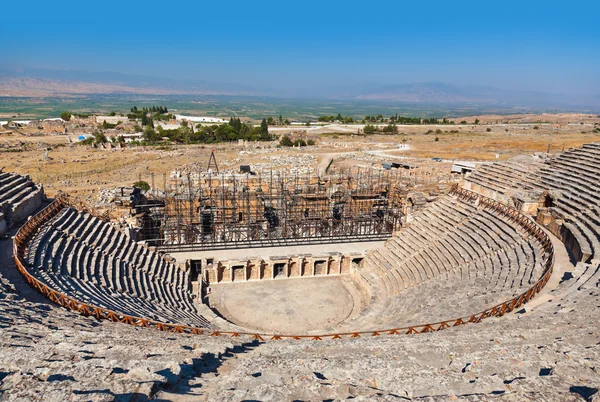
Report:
13,184,554,341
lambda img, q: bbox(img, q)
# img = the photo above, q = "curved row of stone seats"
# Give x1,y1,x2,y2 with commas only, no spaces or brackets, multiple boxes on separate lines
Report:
539,143,600,262
344,194,546,331
464,157,545,200
362,240,542,329
0,171,45,227
25,206,215,328
0,271,16,298
531,261,599,317
0,285,238,401
201,267,599,401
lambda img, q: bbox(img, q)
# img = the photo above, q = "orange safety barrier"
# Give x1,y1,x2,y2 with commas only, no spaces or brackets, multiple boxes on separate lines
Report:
13,184,554,341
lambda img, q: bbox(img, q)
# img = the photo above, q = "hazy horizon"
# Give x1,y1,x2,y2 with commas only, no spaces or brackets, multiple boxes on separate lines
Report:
2,0,599,100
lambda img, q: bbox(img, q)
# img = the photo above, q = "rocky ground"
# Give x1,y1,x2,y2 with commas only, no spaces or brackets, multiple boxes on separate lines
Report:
1,219,599,401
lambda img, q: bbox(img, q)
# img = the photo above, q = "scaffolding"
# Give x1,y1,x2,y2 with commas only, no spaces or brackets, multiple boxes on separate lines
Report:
137,167,403,251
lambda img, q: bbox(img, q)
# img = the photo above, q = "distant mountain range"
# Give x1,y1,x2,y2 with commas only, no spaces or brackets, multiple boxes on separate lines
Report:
0,67,265,97
0,67,598,109
348,82,598,108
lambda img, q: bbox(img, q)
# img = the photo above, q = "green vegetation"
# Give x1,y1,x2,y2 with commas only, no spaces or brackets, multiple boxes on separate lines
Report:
426,129,460,135
101,120,122,129
133,180,151,191
93,131,107,144
110,135,125,144
77,130,108,146
362,114,455,125
381,123,398,133
1,95,586,123
127,105,174,125
361,123,398,135
533,125,540,129
279,135,307,147
265,114,291,126
79,137,94,145
363,124,377,134
142,116,273,145
61,111,89,120
486,127,492,132
280,136,294,146
318,113,354,123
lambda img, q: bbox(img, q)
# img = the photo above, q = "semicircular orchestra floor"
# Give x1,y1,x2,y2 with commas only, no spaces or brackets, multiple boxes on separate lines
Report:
207,276,357,334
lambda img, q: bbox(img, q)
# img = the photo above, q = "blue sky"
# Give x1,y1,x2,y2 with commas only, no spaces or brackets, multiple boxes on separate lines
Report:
2,0,599,98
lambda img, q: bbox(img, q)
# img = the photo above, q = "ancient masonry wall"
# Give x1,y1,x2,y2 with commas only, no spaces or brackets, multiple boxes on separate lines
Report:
203,252,364,285
11,189,45,224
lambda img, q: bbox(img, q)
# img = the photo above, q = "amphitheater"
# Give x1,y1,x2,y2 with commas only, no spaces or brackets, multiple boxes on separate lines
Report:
1,144,599,401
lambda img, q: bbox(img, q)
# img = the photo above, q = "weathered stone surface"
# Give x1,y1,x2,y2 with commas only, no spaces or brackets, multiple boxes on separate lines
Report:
2,144,600,400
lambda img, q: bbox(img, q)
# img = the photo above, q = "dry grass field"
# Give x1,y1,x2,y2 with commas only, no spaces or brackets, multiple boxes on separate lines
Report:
2,114,599,203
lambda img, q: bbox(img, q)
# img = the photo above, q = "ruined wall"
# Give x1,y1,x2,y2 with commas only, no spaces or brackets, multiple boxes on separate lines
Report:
11,188,45,224
203,252,360,285
462,181,513,205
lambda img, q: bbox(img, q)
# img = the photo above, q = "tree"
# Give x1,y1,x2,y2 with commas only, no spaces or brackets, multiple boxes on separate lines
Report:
474,119,480,125
102,120,117,130
133,180,151,191
60,112,72,121
92,131,107,144
280,136,294,147
143,126,159,143
284,119,290,125
260,118,269,135
382,123,398,134
279,114,283,125
267,116,275,125
363,124,377,134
